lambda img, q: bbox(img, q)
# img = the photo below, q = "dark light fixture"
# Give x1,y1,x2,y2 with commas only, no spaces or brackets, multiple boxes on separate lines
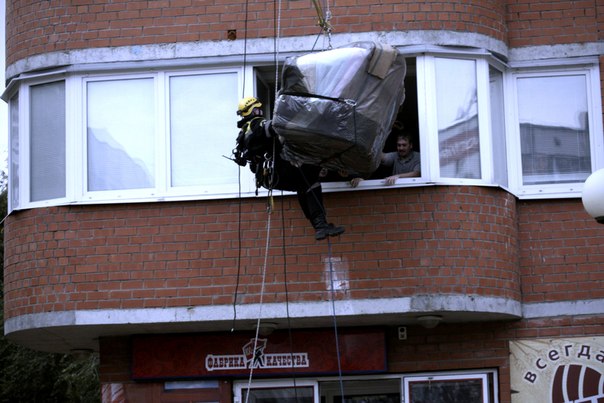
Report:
417,315,442,329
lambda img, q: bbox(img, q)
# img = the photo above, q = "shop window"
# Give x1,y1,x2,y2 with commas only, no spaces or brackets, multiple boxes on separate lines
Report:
243,386,314,403
403,373,490,403
234,371,498,403
233,380,318,403
321,378,400,402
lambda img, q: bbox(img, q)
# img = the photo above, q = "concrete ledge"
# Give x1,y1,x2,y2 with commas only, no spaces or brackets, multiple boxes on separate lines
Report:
5,294,522,353
523,299,604,319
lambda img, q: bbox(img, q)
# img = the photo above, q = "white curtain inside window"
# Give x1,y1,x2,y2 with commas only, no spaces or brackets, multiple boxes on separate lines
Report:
490,67,508,187
9,94,19,209
169,72,239,187
435,58,481,179
87,78,155,191
30,81,66,201
517,75,590,185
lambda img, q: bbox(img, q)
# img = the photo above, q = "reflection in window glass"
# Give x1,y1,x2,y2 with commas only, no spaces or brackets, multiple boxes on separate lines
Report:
243,386,313,403
30,81,66,201
490,66,507,187
169,72,239,187
409,378,484,403
435,58,481,179
9,94,19,209
87,78,155,191
322,378,401,403
517,75,590,185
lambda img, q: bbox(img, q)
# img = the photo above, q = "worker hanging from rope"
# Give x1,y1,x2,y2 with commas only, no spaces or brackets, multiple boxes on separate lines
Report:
233,97,345,241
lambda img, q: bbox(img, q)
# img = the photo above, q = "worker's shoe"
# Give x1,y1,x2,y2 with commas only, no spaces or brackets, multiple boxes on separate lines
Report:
313,221,345,241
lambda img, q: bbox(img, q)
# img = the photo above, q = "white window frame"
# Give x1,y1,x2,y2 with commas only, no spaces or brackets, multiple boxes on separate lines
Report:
424,54,494,185
403,372,492,403
232,369,498,403
506,58,604,199
80,72,160,202
74,67,253,202
342,50,497,192
6,51,602,210
233,379,319,403
16,74,71,210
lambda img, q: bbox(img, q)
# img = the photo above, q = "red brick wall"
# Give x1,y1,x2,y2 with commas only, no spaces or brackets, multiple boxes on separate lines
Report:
6,0,506,67
506,0,601,47
517,199,604,304
3,186,520,320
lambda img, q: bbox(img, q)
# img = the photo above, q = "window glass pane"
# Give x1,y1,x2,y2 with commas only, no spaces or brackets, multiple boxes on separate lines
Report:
321,379,401,403
87,78,155,191
9,94,19,209
517,75,590,185
30,81,66,201
490,66,507,187
169,72,239,187
435,58,481,179
243,386,313,403
409,379,484,403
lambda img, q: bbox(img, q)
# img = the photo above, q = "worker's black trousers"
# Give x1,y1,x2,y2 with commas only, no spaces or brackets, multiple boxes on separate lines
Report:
268,157,326,223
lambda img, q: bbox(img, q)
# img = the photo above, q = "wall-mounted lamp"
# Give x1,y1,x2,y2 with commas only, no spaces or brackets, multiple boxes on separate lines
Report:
416,315,442,329
255,322,278,336
582,169,604,224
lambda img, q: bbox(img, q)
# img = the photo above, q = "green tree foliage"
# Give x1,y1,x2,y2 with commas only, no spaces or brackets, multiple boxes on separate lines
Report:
0,178,101,403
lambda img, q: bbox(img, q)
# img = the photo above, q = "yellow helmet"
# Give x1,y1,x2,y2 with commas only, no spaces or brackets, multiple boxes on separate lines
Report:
237,96,262,117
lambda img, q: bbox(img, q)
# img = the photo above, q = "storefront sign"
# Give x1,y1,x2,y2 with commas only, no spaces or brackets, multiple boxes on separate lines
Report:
510,337,604,403
132,327,386,379
205,337,309,371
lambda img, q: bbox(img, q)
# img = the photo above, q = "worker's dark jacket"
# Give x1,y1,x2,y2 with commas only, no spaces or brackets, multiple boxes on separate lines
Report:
235,116,321,193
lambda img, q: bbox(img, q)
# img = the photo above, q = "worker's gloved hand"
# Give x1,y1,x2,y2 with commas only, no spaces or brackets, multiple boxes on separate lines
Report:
232,149,247,166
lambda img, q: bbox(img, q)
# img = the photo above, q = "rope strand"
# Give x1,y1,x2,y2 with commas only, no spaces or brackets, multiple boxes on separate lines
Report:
327,237,345,399
244,211,272,403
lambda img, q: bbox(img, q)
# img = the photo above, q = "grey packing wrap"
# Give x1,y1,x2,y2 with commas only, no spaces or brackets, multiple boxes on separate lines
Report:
272,41,407,176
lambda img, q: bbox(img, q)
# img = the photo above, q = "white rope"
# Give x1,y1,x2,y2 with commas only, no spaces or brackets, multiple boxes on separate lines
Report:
327,237,345,399
324,0,333,49
244,212,272,403
274,0,282,103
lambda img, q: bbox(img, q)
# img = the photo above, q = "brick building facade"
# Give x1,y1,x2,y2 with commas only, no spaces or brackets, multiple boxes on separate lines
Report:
3,1,604,402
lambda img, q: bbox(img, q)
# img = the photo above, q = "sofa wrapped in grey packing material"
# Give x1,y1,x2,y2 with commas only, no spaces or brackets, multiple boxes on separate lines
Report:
272,41,407,176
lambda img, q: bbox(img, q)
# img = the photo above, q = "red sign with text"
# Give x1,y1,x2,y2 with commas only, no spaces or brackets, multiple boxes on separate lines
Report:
132,327,386,379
